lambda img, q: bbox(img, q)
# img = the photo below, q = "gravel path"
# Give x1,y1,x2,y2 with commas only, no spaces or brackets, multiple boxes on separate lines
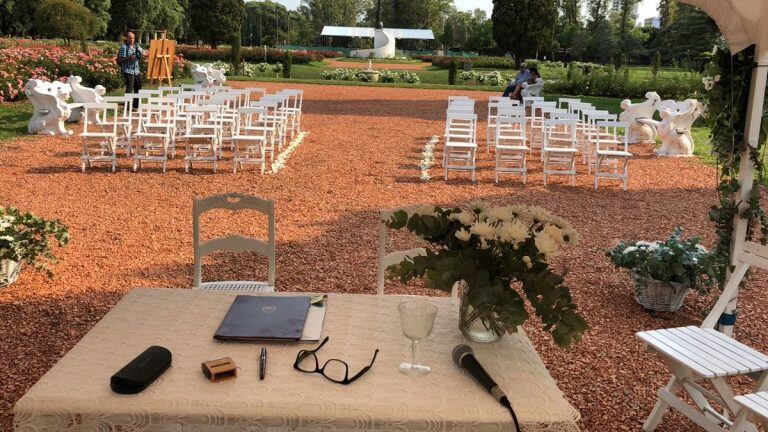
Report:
1,83,765,431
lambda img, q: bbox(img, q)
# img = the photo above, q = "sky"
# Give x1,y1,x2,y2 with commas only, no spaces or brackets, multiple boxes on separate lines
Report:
268,0,662,24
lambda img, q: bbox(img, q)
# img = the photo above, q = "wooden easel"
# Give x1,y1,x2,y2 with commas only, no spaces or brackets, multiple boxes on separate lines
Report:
146,31,176,86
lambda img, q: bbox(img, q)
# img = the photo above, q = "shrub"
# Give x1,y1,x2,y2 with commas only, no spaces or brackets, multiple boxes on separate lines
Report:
283,50,292,78
413,54,434,63
176,45,322,64
321,68,421,84
230,33,242,75
0,206,69,281
448,59,458,85
543,66,702,99
433,55,516,69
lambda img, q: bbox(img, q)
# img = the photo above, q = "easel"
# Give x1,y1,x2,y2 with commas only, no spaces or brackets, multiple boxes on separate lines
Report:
146,31,176,86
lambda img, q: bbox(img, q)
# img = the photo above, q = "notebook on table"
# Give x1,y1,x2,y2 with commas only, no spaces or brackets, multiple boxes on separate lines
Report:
214,296,311,341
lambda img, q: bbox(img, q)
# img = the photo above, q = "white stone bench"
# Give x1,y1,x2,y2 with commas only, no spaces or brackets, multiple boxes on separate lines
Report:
24,79,73,136
619,91,661,144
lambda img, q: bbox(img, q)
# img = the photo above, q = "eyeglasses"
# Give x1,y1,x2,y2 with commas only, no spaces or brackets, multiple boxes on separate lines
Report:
293,337,379,385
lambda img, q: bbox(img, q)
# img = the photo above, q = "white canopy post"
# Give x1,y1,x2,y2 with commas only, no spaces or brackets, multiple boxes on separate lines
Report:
721,5,768,336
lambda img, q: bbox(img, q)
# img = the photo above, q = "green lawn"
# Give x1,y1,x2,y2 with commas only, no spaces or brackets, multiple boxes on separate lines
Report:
0,100,31,142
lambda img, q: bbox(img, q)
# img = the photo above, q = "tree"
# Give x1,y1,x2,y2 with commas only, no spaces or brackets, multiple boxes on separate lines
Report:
561,0,580,26
1,0,42,36
188,0,244,47
108,0,185,40
586,0,609,31
658,0,677,29
441,20,454,50
34,0,97,44
617,0,638,41
585,18,616,63
82,0,110,37
283,50,292,78
657,3,718,67
231,32,242,74
492,0,557,63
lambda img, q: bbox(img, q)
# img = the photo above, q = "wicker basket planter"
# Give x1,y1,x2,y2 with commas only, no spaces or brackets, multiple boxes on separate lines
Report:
631,270,691,312
0,259,22,288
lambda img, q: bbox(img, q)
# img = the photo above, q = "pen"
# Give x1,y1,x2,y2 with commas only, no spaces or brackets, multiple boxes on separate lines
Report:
259,347,267,381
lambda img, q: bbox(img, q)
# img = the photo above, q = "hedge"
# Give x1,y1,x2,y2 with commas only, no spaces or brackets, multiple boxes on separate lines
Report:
177,45,324,64
432,56,516,69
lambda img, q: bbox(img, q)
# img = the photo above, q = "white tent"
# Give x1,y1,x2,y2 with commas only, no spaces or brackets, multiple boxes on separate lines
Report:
678,0,768,335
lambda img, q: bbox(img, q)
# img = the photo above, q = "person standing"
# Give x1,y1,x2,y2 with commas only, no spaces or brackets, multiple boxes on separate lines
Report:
117,32,144,108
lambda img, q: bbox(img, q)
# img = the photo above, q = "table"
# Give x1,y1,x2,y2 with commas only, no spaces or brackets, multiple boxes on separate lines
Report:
14,288,580,432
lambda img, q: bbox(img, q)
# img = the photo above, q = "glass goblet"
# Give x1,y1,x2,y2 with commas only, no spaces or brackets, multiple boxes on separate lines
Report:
397,300,438,376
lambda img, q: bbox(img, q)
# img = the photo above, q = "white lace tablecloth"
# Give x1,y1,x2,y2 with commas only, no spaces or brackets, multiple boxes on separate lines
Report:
14,288,580,432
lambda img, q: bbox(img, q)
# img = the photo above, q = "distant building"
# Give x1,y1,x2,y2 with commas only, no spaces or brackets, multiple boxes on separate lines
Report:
610,0,639,22
643,17,661,28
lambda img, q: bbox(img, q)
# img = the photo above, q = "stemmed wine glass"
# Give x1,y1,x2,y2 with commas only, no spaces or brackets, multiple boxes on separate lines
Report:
398,300,438,376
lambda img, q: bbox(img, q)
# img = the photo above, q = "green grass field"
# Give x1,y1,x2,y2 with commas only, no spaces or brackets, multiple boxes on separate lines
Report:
0,100,31,142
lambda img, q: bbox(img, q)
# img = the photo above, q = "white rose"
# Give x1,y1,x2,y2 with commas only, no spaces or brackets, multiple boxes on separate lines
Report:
470,221,495,240
534,232,560,257
455,228,472,242
482,207,511,224
563,228,580,246
0,222,11,229
479,239,490,250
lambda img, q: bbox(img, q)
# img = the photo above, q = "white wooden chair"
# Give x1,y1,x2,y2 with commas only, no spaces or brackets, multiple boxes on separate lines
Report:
528,101,557,151
494,116,528,184
490,105,526,153
583,111,618,167
193,193,276,292
102,95,134,156
487,96,519,150
251,98,282,158
133,103,175,173
638,241,768,432
80,102,118,172
557,97,581,111
443,112,478,181
232,106,270,174
377,206,458,298
182,105,222,173
594,121,632,190
542,118,578,187
278,89,304,137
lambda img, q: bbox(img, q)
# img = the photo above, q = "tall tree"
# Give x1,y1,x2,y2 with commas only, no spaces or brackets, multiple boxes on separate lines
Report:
188,0,244,47
34,0,97,44
492,0,557,63
618,0,638,41
561,0,580,26
82,0,110,37
658,3,718,66
108,0,184,40
658,0,677,29
587,0,609,30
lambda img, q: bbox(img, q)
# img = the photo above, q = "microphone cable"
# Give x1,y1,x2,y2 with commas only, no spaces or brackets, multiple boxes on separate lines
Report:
499,396,521,432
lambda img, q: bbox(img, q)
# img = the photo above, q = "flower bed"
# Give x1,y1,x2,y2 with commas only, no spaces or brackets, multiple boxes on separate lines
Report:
0,39,190,102
321,68,421,84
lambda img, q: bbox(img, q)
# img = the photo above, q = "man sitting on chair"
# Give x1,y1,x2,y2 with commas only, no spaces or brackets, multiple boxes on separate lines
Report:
502,63,530,97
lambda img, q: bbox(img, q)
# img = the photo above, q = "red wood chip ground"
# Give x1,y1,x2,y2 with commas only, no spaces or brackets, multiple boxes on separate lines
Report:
1,82,765,431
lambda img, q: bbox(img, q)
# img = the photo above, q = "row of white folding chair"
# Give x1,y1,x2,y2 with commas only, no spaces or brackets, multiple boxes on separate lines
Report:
444,97,478,181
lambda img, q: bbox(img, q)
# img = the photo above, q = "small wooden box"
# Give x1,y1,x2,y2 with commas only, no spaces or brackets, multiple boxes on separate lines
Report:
201,357,238,382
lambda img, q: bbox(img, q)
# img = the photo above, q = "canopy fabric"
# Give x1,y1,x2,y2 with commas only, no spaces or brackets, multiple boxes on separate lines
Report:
321,26,435,40
678,0,767,59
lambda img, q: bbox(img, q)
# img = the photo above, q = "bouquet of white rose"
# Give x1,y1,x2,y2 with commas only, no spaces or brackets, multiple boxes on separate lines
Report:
385,201,587,347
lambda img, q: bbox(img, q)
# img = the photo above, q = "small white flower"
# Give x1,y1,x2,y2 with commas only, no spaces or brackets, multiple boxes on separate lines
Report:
542,225,564,243
413,205,436,216
420,172,430,181
482,207,511,223
0,235,14,242
470,221,495,240
449,210,476,226
695,244,708,253
479,238,490,250
713,75,720,82
623,246,638,254
496,219,530,244
455,228,472,242
468,200,490,214
0,222,11,229
528,206,553,223
522,255,533,269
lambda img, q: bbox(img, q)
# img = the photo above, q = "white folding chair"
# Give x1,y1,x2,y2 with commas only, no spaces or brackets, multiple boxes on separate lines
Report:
557,97,581,111
193,193,275,292
443,112,478,181
377,206,458,297
232,106,270,174
102,95,134,155
584,112,619,169
133,103,175,172
494,116,528,184
80,102,118,172
182,105,222,173
542,118,578,186
278,89,303,137
487,97,520,151
594,121,632,190
529,101,557,150
638,241,768,432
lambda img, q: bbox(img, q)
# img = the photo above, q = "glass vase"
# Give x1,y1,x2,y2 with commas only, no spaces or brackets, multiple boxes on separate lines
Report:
458,291,503,343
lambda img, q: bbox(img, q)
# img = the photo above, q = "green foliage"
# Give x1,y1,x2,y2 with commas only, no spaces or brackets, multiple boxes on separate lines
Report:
704,44,768,285
448,59,458,85
33,0,97,43
230,32,242,75
0,206,69,279
492,0,557,62
651,51,661,76
433,55,515,69
282,50,292,78
655,3,718,68
607,228,716,293
108,0,185,40
188,0,244,48
385,203,587,348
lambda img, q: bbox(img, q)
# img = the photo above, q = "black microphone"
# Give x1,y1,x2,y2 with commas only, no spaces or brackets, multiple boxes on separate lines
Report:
452,344,520,432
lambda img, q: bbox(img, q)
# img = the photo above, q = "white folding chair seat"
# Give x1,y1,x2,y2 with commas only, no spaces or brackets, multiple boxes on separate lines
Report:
735,392,768,430
542,118,578,186
494,116,528,183
377,206,458,297
182,105,222,173
193,193,275,292
232,106,270,174
639,242,768,432
80,103,119,172
593,121,632,190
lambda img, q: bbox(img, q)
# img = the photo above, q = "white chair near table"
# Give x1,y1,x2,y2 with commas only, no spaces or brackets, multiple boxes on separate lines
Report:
192,193,276,292
80,102,119,172
377,205,459,298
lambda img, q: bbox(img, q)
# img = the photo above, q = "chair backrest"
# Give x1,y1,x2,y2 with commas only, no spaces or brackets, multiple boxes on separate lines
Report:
82,102,118,135
496,116,527,143
543,118,577,149
377,206,428,295
192,193,275,288
235,106,268,139
184,105,221,137
531,101,557,120
522,96,544,108
595,121,629,152
102,95,133,121
497,105,526,118
558,97,581,110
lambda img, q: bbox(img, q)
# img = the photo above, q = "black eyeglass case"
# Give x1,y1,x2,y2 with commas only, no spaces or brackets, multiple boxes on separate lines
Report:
110,346,172,394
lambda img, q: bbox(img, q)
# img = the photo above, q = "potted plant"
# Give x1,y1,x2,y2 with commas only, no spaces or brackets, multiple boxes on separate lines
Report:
0,206,69,288
607,228,715,312
385,201,587,347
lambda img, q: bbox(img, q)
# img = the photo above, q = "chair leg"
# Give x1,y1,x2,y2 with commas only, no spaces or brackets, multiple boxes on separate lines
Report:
644,377,680,431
